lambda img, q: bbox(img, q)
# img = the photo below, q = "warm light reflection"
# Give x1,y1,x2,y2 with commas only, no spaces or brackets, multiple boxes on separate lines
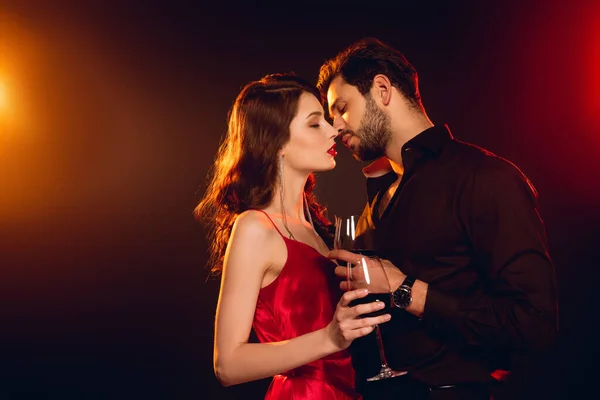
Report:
0,75,20,136
0,81,6,111
0,11,38,138
0,78,12,134
0,10,39,223
361,257,370,285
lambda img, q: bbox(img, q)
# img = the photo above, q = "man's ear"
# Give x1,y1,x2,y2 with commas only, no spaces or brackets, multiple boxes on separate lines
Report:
372,74,392,106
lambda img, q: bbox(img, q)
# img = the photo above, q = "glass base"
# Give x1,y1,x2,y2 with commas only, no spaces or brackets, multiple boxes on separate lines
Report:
366,365,408,381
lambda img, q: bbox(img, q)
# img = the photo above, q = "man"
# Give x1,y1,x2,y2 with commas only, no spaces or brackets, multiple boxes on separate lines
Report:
319,38,558,399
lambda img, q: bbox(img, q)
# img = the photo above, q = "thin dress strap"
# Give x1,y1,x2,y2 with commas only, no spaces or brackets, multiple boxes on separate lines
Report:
253,209,285,239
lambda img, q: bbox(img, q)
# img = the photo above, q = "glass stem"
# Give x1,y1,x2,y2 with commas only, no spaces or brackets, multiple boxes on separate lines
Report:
374,325,390,367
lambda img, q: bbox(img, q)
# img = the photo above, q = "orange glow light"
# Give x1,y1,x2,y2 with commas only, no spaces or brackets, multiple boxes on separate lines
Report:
0,81,6,111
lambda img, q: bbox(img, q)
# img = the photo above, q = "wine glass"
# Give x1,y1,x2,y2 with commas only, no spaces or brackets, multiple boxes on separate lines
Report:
334,215,407,381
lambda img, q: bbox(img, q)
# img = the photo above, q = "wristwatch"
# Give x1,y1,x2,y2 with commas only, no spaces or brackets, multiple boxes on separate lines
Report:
391,275,416,309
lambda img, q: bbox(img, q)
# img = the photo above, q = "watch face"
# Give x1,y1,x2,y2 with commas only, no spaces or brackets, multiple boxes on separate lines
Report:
393,287,412,308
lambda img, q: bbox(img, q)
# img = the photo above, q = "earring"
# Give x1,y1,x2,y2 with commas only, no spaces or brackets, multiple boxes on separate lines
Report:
279,155,296,240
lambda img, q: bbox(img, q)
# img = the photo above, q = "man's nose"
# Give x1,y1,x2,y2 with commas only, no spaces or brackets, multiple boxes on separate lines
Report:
332,116,345,133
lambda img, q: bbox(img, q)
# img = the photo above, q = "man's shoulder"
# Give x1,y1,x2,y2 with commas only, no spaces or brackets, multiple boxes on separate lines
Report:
448,139,538,197
448,139,520,171
448,138,497,161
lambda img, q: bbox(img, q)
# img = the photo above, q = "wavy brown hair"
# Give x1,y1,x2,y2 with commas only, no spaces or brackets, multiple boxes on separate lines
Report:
195,74,332,276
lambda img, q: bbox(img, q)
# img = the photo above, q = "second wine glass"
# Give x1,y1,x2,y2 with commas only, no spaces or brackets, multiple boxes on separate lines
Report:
334,215,407,381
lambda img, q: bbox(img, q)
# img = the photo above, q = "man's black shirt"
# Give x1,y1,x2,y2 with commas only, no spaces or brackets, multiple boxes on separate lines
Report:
350,124,558,392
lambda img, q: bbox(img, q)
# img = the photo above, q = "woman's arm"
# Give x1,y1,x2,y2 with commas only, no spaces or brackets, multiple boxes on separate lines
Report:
213,210,390,386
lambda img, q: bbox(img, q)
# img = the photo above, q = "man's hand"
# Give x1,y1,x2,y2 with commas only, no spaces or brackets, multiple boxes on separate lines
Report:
328,249,406,293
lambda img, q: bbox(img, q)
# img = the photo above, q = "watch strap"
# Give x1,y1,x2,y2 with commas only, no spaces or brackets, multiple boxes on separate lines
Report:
391,275,416,309
400,275,416,289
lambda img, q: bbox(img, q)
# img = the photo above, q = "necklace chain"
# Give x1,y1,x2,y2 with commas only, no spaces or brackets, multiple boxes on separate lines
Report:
281,194,317,241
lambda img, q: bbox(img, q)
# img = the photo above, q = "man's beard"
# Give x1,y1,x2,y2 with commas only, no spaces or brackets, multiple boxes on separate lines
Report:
349,94,392,162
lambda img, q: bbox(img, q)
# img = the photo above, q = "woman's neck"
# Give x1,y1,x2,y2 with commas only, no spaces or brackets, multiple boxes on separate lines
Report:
265,171,308,223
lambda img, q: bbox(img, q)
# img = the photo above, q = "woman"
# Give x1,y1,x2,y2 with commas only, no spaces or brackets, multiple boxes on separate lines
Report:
195,74,391,399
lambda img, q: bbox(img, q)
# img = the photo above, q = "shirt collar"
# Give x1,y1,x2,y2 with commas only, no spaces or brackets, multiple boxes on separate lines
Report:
362,124,454,178
402,123,454,156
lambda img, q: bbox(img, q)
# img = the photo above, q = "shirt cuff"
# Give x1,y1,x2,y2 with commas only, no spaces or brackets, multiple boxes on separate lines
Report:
423,286,460,324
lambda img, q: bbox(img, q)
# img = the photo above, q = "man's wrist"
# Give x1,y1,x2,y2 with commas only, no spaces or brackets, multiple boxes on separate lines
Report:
405,280,428,317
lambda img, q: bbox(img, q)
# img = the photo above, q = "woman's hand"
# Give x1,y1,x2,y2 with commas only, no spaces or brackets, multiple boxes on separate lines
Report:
325,288,391,351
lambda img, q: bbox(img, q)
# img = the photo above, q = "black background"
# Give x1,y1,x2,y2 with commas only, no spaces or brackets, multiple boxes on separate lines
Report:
1,1,599,398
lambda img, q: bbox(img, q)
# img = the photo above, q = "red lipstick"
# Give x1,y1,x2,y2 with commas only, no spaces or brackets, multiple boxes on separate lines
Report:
327,144,337,156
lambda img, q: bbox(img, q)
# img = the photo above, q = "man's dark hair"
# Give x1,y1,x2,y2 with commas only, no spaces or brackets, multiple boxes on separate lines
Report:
317,37,422,108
